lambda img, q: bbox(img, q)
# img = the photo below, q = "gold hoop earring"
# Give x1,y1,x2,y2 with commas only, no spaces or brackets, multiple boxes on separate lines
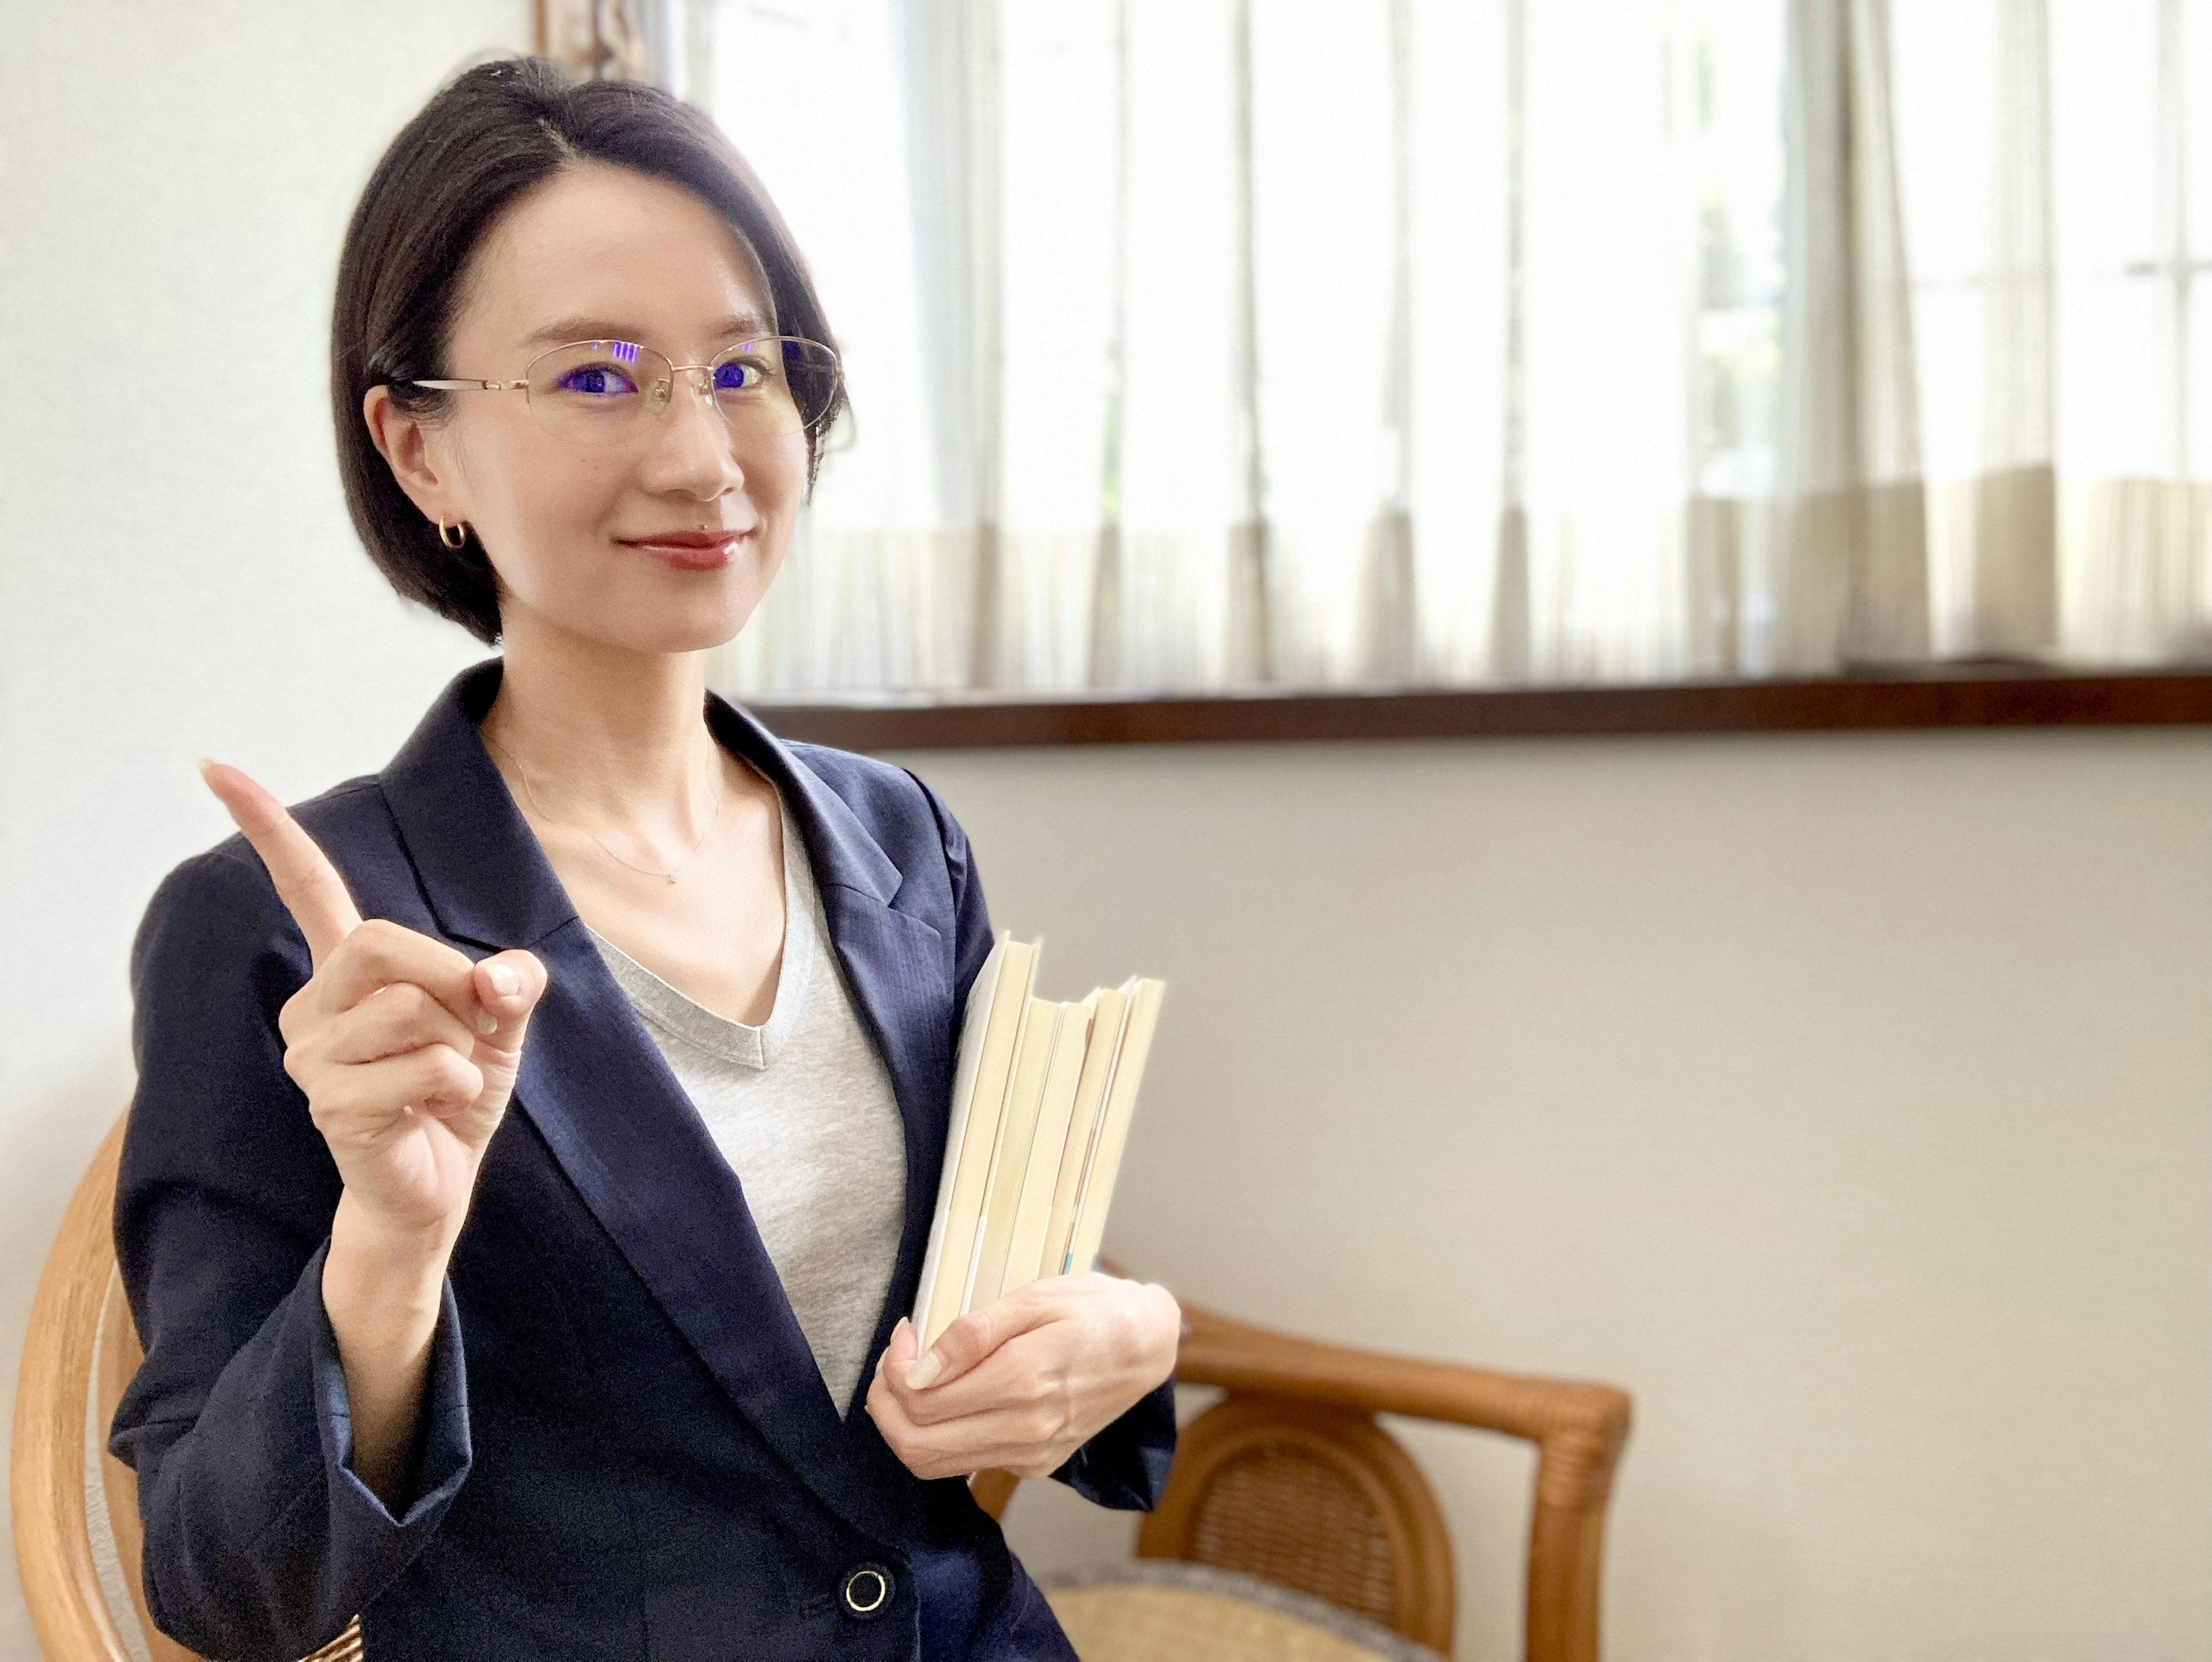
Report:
437,518,468,550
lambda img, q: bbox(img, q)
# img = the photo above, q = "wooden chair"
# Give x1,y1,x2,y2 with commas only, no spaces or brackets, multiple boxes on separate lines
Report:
974,1292,1632,1662
17,1115,1630,1662
12,1112,359,1662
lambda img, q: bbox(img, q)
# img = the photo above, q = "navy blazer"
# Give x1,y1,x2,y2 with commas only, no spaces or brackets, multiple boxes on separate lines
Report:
110,657,1175,1662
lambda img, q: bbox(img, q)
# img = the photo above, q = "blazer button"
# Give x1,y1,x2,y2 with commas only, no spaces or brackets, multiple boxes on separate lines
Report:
841,1562,895,1621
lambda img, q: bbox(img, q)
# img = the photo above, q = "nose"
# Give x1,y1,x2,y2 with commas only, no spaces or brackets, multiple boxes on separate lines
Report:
640,368,745,498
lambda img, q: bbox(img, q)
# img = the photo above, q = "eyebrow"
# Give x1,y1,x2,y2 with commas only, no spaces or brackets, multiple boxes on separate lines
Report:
521,313,774,351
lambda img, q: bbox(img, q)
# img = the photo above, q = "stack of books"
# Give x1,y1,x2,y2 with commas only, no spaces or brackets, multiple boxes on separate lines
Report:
911,938,1166,1348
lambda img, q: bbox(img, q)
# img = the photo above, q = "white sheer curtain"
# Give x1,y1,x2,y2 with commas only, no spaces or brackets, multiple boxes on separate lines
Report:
660,0,2212,695
1895,0,2212,665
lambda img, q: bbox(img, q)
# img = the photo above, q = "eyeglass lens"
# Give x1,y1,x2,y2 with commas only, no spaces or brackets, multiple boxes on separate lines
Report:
521,338,839,445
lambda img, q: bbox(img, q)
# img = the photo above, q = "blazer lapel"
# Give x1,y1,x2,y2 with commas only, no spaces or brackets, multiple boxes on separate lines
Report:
378,658,946,1537
700,694,957,1426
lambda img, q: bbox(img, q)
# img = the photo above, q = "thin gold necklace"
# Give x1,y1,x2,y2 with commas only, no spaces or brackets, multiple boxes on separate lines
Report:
484,730,726,886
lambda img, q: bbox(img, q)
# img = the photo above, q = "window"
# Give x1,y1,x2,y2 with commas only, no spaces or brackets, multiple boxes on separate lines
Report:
627,0,2212,696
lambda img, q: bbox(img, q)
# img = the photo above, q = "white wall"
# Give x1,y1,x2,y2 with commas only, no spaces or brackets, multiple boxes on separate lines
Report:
3,7,2207,1662
946,731,2212,1662
0,5,529,1657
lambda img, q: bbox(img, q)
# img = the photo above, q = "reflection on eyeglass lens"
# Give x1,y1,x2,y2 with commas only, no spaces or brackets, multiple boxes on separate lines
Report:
521,338,837,443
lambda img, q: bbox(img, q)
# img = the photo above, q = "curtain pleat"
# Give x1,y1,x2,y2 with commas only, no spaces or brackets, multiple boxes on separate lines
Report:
1970,0,2059,657
1778,0,1927,672
895,0,1005,686
1224,0,1272,687
1356,0,1421,685
1488,0,1531,686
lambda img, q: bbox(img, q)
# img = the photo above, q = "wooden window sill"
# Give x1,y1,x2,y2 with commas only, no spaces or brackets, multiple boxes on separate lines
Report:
747,667,2212,751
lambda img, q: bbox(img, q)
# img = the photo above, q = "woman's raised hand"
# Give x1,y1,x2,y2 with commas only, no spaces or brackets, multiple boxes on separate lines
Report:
199,760,547,1245
865,1273,1180,1482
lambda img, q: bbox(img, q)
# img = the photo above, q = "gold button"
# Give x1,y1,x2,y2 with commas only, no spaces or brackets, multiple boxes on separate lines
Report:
841,1563,893,1619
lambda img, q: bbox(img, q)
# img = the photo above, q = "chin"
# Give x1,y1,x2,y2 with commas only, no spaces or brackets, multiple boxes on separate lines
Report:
505,547,785,658
603,584,774,657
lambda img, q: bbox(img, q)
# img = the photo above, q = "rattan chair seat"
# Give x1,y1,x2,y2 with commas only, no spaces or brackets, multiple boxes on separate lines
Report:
1042,1560,1446,1662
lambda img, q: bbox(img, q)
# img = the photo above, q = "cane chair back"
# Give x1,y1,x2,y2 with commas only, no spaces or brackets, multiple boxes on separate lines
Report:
976,1298,1633,1662
13,1111,362,1662
1137,1395,1455,1646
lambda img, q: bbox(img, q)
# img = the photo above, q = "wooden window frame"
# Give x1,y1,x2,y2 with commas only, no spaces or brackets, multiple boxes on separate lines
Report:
748,668,2212,751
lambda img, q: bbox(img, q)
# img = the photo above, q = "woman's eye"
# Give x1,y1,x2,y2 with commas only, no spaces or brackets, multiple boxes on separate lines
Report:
714,359,767,394
558,365,638,397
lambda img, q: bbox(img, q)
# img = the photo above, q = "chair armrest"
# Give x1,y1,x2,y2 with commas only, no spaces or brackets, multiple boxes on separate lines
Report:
1178,1304,1629,1490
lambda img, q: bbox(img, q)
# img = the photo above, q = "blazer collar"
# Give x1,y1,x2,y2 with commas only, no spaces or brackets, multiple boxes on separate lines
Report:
380,657,903,950
378,657,942,1539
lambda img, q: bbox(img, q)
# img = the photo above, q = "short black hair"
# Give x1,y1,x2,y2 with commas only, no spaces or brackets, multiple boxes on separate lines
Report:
331,57,842,645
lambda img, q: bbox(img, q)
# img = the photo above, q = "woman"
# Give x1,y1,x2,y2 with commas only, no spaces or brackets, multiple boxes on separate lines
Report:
112,57,1180,1662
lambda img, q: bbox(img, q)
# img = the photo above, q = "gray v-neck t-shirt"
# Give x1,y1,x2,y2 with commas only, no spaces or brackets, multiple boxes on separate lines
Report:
584,787,907,1414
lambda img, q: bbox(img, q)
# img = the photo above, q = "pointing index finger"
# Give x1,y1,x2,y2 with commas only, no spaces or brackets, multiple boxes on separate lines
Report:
199,759,363,967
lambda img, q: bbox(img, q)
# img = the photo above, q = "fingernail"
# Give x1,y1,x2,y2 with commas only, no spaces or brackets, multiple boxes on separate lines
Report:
904,1349,943,1390
196,757,215,781
475,1010,498,1036
486,962,519,995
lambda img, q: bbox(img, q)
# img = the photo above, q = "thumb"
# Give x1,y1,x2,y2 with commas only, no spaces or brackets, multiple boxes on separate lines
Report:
470,949,547,1048
878,1318,920,1381
906,1298,1050,1391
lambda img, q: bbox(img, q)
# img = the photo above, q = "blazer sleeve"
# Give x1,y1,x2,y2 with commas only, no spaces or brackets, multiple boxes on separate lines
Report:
906,773,1180,1513
110,846,473,1662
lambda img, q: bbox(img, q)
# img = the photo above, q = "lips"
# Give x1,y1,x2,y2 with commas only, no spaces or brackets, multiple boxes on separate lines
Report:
619,528,748,571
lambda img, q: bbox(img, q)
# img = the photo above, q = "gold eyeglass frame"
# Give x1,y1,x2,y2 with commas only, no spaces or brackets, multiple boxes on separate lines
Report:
407,335,843,445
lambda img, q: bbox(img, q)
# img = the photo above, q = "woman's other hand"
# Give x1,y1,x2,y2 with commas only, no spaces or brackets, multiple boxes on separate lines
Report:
200,758,547,1501
200,759,546,1244
865,1273,1180,1482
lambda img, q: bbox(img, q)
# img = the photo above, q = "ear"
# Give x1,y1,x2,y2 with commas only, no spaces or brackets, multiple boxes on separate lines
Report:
363,385,468,527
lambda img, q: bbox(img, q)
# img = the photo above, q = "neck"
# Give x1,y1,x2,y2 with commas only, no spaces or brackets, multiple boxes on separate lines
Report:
476,611,727,837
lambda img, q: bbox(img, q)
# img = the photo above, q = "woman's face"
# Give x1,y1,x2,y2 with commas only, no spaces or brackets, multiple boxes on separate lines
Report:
370,165,807,656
